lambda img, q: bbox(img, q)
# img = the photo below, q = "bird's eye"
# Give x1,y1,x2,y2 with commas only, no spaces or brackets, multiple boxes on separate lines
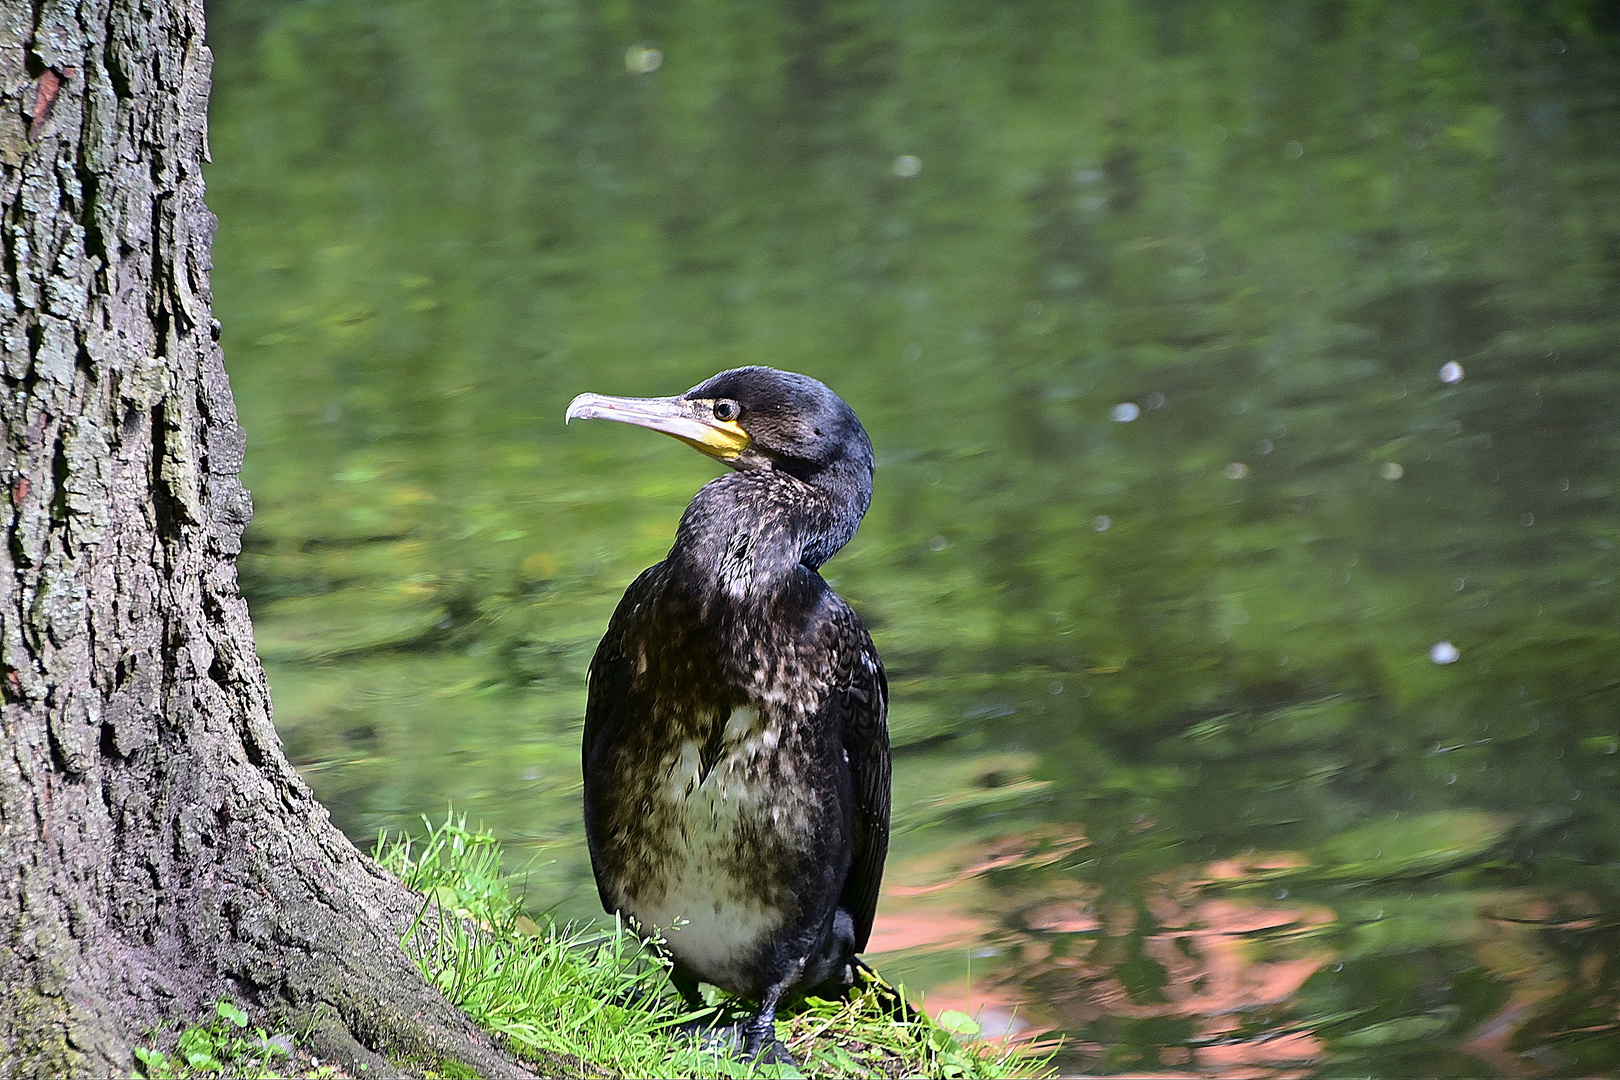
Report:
713,400,741,422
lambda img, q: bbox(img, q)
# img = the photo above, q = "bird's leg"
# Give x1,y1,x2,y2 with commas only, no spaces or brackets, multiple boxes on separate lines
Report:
740,979,796,1066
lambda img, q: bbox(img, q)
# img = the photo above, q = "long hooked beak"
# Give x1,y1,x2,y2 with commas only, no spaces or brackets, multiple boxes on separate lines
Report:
565,392,752,462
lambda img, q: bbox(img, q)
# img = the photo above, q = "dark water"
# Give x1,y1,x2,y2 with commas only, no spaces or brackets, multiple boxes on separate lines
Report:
207,2,1620,1075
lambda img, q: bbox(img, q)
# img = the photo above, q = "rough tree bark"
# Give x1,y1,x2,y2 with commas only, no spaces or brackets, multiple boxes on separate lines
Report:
0,3,539,1076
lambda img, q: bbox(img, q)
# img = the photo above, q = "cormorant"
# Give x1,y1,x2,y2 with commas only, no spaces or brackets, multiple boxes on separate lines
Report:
566,367,890,1064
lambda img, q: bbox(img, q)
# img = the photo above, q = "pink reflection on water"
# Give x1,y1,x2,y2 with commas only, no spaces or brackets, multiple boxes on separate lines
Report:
866,826,1605,1076
865,908,987,954
870,828,1332,1076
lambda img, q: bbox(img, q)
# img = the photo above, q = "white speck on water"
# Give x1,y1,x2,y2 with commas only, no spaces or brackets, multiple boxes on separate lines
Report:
1285,140,1304,158
1439,361,1464,384
625,45,663,73
1225,462,1249,479
1258,439,1274,455
1092,515,1111,532
929,535,947,551
1380,462,1404,480
892,154,922,178
1049,680,1064,695
1111,402,1140,422
1430,640,1460,664
1145,391,1166,409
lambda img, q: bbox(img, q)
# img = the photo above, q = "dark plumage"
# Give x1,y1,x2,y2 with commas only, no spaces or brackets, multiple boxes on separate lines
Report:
566,367,890,1063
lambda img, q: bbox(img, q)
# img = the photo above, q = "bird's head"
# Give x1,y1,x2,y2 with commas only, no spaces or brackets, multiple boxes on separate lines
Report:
566,367,873,488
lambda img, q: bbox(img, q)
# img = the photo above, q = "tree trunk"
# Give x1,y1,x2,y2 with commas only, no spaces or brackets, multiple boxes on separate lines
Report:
0,4,535,1076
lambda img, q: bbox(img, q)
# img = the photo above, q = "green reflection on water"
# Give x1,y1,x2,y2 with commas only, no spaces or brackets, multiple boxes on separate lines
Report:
208,1,1620,1075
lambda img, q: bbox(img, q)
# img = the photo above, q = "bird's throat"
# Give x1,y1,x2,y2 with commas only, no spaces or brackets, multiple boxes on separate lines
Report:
670,471,858,602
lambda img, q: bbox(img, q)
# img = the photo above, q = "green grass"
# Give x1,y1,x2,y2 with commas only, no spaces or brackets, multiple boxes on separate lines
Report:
377,813,1052,1079
134,814,1049,1079
134,1000,334,1079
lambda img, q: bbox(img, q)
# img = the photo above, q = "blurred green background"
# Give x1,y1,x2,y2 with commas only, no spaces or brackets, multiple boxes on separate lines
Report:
206,1,1620,1075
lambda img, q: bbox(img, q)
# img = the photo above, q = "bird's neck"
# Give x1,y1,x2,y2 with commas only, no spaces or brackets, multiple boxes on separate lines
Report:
669,467,868,600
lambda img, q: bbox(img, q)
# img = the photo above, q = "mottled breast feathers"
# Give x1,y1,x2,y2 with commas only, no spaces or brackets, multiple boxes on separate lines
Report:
580,558,891,955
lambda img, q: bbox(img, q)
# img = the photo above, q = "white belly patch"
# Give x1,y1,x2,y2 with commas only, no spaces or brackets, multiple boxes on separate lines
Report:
622,708,809,988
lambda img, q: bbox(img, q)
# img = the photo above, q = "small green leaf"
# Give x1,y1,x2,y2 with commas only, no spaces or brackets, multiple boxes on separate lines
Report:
178,1028,214,1055
937,1009,982,1036
184,1046,221,1071
216,1000,249,1028
133,1047,167,1079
